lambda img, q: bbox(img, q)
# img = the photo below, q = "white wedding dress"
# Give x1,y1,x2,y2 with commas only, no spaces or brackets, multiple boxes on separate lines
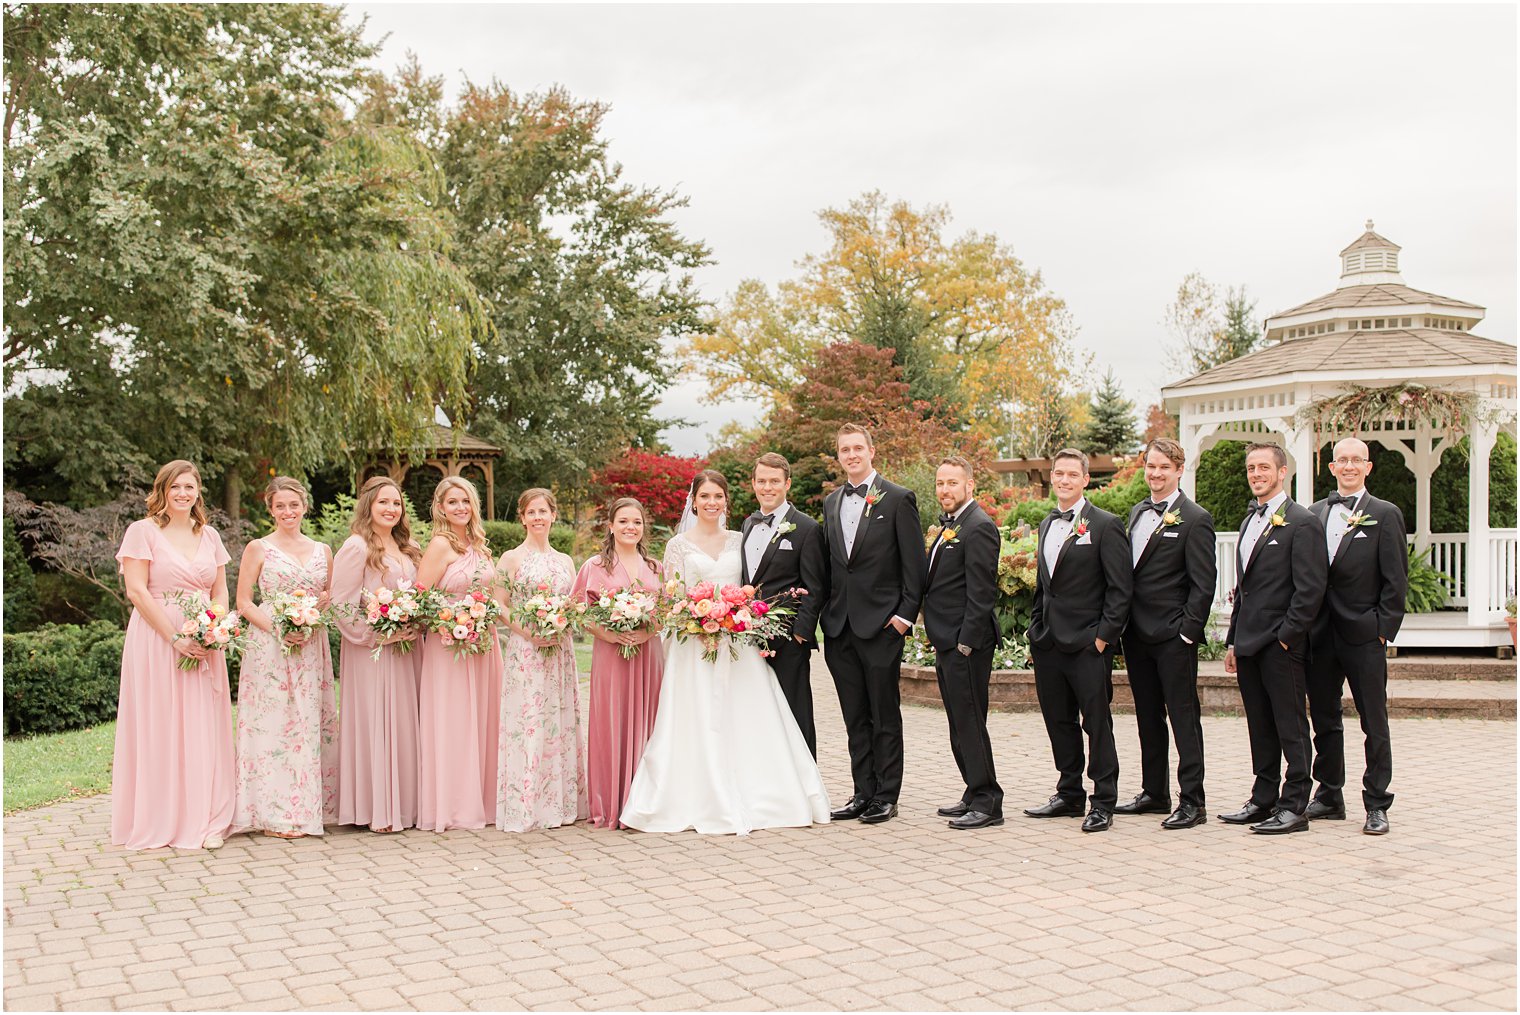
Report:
620,532,831,835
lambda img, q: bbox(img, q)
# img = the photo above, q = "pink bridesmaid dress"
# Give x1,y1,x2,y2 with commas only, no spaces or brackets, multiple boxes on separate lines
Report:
497,549,588,831
332,535,422,831
571,555,665,830
417,546,502,831
230,539,338,836
111,519,236,850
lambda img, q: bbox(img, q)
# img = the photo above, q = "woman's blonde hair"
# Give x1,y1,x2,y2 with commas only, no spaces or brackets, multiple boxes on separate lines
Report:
517,487,557,517
431,476,488,556
263,475,309,510
145,460,209,532
350,476,422,572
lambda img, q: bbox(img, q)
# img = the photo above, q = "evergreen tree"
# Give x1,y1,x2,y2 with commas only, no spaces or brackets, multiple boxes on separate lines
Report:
1079,369,1139,455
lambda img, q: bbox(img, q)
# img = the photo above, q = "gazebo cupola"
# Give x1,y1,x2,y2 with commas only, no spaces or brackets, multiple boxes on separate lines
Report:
1338,219,1403,286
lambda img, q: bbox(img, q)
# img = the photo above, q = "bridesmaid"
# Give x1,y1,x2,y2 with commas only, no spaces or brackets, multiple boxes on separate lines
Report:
496,487,587,831
417,476,502,831
572,497,664,830
333,476,423,834
112,460,235,850
230,476,338,839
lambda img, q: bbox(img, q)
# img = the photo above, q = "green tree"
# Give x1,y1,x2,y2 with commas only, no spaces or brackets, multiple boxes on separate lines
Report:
1163,275,1262,378
1079,369,1139,455
3,517,40,632
3,5,489,509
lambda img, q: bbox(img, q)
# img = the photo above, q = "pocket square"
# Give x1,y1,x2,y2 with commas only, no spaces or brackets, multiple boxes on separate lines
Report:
779,538,794,550
1267,538,1280,546
1076,534,1092,545
1162,531,1180,538
1353,531,1368,539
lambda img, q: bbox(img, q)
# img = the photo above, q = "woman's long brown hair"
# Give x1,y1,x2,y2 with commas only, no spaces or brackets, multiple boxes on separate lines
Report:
598,497,658,577
350,476,422,573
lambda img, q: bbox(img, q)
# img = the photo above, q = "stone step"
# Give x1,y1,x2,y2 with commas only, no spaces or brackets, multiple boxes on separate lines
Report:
1384,656,1516,681
900,666,1516,720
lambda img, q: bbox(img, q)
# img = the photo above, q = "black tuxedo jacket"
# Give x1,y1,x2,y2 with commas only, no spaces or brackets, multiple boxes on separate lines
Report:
1029,503,1132,653
1225,499,1327,656
740,505,828,648
1309,492,1408,645
1124,492,1217,645
921,501,1001,653
820,477,927,640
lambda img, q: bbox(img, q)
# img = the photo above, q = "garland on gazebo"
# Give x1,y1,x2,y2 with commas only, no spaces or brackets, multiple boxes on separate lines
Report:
1294,381,1499,438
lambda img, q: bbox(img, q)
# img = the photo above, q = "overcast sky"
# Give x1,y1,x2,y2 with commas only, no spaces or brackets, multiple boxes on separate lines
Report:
348,3,1518,454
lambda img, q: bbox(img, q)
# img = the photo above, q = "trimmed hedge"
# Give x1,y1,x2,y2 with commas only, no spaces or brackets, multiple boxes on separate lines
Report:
482,521,577,560
4,622,124,736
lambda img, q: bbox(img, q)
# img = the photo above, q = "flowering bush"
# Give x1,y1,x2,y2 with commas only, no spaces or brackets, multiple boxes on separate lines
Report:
590,449,708,527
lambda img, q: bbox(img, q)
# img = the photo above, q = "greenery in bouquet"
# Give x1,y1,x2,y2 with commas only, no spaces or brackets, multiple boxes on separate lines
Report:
583,585,663,660
507,578,585,656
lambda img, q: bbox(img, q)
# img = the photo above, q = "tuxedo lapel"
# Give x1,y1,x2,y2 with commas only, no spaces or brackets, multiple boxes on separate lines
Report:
1244,509,1276,573
826,489,846,564
1134,494,1185,572
1237,512,1252,575
739,515,757,586
1037,516,1054,585
1050,509,1081,576
751,507,788,587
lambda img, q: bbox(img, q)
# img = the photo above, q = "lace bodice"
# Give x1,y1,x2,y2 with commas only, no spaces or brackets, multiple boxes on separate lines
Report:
662,531,744,587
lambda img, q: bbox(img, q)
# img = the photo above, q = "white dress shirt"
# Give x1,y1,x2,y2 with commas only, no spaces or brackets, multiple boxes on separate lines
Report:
1130,489,1181,567
1043,497,1087,575
1239,490,1289,572
839,471,878,558
1325,488,1365,562
744,500,789,578
929,499,974,570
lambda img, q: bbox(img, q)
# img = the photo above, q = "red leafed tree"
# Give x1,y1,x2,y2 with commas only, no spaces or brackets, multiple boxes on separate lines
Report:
1142,402,1178,444
590,450,707,526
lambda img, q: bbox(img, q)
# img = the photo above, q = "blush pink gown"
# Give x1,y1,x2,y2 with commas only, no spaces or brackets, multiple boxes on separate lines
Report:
230,539,338,837
571,555,664,830
417,546,502,831
332,535,422,832
111,519,235,850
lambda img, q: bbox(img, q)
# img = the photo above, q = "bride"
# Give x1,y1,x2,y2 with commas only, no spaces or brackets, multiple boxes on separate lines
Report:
621,470,831,835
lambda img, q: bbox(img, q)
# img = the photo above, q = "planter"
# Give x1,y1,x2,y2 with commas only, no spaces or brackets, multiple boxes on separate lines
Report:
1508,615,1517,647
900,663,1248,715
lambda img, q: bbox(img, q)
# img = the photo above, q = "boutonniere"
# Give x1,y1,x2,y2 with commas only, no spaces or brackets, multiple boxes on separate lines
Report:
1345,512,1377,529
1161,510,1182,528
768,520,797,544
862,482,884,519
1269,512,1288,528
1066,514,1089,540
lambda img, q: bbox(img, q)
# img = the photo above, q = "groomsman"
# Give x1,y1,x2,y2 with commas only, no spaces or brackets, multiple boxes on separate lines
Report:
742,452,828,757
1222,442,1327,835
1024,448,1132,833
821,423,926,825
1306,437,1407,836
1117,438,1216,830
920,456,1003,829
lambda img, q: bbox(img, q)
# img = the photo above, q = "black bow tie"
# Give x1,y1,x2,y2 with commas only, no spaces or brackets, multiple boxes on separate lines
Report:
1048,507,1075,522
1246,501,1270,518
750,511,775,527
844,483,868,498
1140,499,1168,514
938,512,955,527
1327,492,1358,508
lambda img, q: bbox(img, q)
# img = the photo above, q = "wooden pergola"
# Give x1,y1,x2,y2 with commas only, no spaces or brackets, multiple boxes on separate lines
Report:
359,423,503,520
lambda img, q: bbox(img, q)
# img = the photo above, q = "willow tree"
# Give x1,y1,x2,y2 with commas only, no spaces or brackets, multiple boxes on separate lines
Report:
3,4,488,508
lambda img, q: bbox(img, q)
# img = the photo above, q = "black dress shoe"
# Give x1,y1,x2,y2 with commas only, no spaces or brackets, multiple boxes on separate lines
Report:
858,801,898,824
1219,801,1273,825
1023,796,1085,818
1161,804,1207,829
948,810,1004,830
1249,809,1309,834
1306,798,1347,821
1363,809,1390,835
1080,809,1112,833
830,796,870,821
937,801,972,818
1112,792,1172,816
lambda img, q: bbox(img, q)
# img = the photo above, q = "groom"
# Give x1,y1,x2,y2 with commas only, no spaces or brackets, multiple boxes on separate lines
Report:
821,423,926,825
742,452,828,756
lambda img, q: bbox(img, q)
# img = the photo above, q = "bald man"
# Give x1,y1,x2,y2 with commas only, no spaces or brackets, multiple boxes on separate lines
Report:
1306,438,1407,835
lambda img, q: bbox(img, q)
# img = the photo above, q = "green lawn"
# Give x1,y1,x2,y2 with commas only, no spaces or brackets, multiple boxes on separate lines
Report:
4,722,117,813
3,642,593,815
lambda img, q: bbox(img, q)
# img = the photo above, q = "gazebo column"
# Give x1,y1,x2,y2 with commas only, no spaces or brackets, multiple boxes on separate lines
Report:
1412,434,1434,552
1290,426,1316,506
485,462,496,521
1467,419,1496,626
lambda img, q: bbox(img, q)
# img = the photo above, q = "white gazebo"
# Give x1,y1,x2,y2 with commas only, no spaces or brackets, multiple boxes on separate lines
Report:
1162,221,1518,649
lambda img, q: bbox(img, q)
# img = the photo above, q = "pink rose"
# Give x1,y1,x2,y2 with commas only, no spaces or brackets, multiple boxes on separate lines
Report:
701,619,720,634
731,620,747,633
752,601,770,616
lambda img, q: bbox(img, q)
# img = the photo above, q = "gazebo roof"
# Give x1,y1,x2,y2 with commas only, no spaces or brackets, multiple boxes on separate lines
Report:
383,422,502,455
1167,328,1518,390
1339,224,1401,255
1272,282,1483,319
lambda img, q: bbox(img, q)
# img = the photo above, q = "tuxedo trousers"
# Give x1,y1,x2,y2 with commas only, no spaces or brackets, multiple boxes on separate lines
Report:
1307,630,1393,812
1030,644,1118,811
934,645,1003,816
1234,641,1312,814
1121,634,1206,808
824,627,905,804
765,636,817,758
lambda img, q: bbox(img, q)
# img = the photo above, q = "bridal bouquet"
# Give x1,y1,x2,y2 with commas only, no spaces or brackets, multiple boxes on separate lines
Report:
583,585,662,659
166,592,248,670
359,580,431,660
265,589,328,656
660,579,799,663
508,580,585,655
425,586,502,659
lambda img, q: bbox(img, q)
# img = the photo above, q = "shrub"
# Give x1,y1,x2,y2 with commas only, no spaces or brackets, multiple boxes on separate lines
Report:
1405,546,1452,614
4,622,125,736
4,517,40,632
482,521,577,561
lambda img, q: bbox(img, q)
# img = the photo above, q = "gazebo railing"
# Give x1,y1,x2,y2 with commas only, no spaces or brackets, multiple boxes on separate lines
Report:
1211,529,1519,612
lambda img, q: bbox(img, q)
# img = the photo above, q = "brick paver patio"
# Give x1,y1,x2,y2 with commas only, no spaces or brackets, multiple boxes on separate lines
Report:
5,660,1515,1011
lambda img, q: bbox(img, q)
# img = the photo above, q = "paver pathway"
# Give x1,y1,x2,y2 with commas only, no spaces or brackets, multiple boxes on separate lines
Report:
5,660,1515,1011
